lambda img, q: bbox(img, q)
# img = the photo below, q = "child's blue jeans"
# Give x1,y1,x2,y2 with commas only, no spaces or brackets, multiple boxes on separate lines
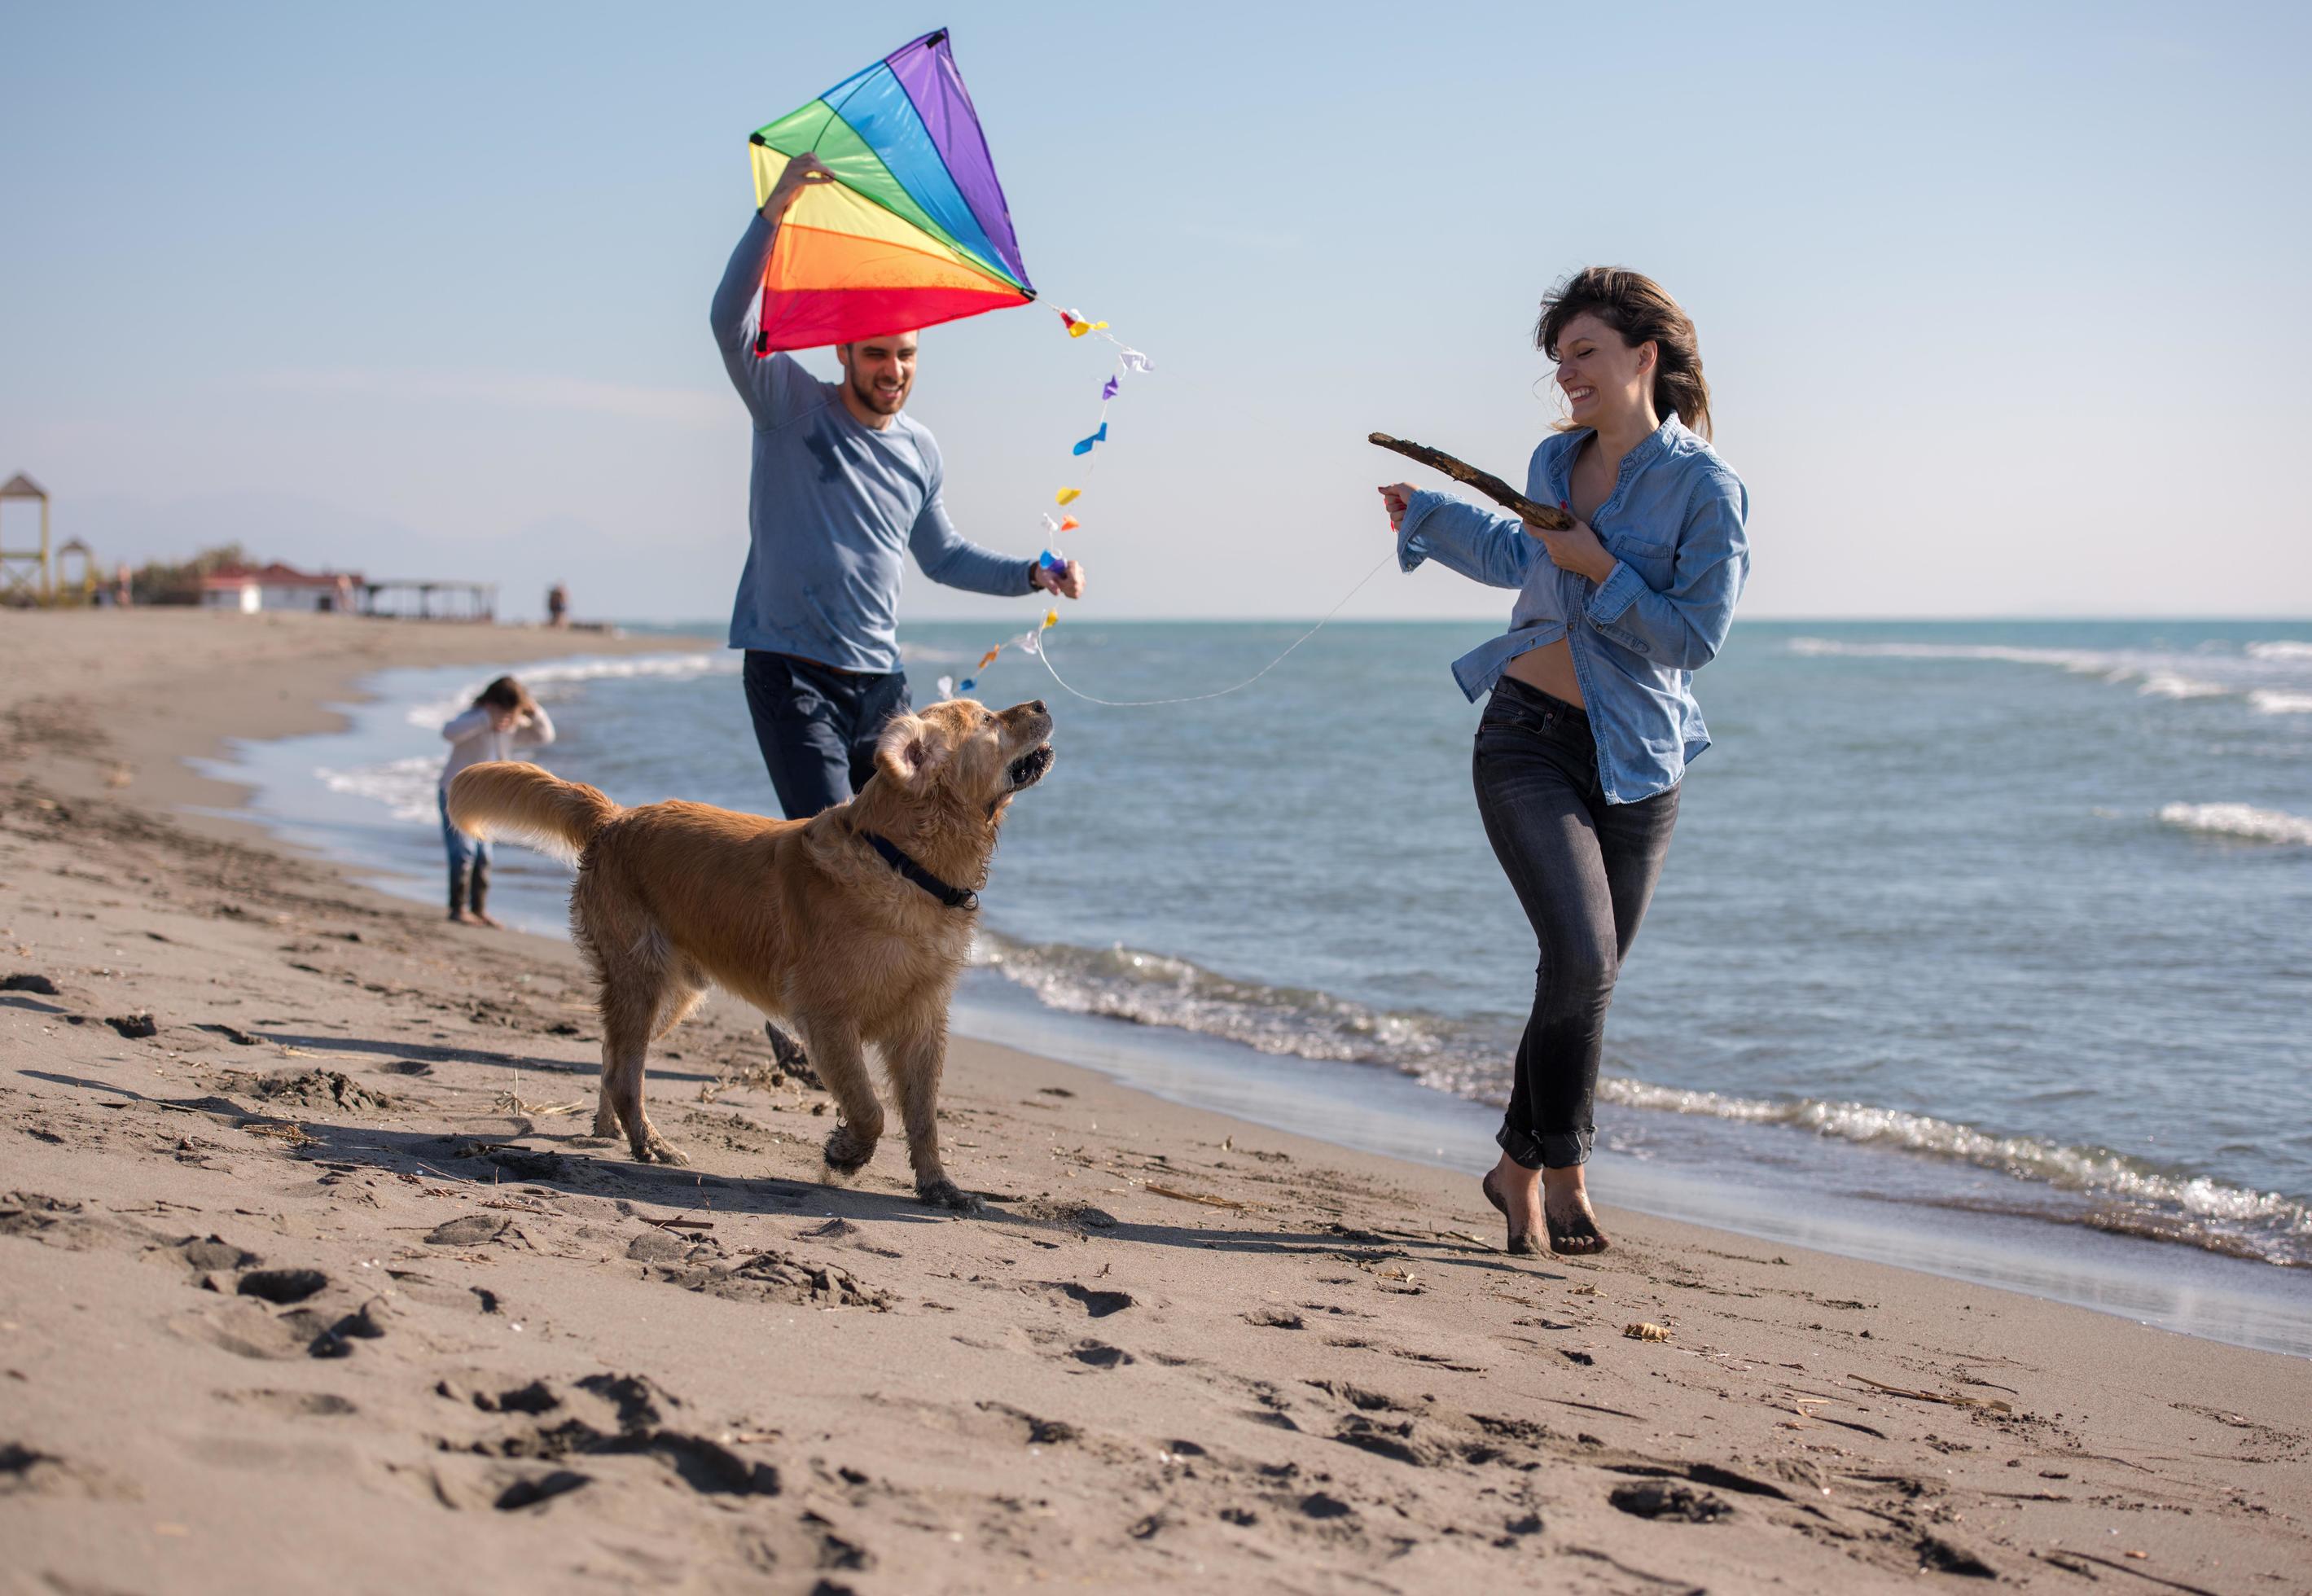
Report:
438,787,491,915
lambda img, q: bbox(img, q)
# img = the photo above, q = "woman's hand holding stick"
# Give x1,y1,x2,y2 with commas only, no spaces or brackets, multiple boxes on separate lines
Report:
1368,434,1574,531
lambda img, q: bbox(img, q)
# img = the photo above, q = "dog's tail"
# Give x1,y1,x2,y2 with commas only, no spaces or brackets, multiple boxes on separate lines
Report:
445,761,618,866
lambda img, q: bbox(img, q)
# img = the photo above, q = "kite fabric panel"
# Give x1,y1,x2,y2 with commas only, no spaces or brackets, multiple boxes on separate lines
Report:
748,28,1034,353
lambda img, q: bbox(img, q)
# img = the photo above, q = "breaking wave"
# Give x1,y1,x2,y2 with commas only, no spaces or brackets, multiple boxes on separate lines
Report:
315,754,441,822
2137,673,2228,699
2158,802,2312,847
405,651,738,729
972,928,2312,1266
1786,636,2312,712
971,931,1495,1076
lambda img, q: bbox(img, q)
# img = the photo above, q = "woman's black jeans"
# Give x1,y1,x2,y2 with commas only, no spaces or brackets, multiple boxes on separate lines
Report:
1472,677,1680,1170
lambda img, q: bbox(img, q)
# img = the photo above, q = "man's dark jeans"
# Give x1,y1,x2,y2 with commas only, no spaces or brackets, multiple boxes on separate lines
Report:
742,650,912,820
1472,676,1681,1170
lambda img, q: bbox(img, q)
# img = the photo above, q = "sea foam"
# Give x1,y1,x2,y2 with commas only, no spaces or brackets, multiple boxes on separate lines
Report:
972,928,2312,1266
1789,635,2312,718
2157,802,2312,846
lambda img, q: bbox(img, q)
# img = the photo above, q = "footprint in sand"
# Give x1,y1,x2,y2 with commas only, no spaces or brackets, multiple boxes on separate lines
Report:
800,1217,904,1260
0,1441,140,1501
644,1247,893,1312
972,1401,1079,1446
1043,1281,1134,1318
1609,1480,1733,1523
419,1371,783,1517
168,1300,320,1361
235,1268,330,1304
214,1389,358,1418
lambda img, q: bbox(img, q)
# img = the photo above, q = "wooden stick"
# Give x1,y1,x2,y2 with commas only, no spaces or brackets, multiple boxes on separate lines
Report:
1846,1373,2012,1414
1143,1182,1248,1211
1369,433,1573,529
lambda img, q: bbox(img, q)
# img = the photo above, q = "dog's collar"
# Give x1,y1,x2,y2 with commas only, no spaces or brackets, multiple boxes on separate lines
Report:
863,831,979,911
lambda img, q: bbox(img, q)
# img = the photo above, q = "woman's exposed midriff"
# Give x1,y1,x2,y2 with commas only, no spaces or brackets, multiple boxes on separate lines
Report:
1503,636,1584,707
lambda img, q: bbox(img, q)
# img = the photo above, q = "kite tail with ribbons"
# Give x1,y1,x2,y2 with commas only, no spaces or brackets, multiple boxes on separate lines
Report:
937,306,1153,700
935,304,1395,711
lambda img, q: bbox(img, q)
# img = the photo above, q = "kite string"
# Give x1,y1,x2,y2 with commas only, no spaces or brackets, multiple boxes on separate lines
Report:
1031,549,1397,708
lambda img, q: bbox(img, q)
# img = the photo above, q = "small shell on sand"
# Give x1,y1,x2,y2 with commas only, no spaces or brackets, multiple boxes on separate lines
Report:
1624,1322,1671,1341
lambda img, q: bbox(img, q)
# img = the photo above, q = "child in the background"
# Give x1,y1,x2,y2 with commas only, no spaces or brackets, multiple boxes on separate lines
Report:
438,675,555,927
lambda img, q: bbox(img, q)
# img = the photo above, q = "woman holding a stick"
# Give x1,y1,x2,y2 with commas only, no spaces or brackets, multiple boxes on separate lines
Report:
1377,270,1749,1254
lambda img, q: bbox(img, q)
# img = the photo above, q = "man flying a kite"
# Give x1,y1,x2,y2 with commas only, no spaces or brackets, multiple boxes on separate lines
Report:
710,151,1087,823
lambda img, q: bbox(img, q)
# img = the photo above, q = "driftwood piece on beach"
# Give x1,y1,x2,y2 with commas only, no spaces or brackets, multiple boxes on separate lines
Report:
1847,1373,2013,1414
1143,1182,1249,1211
1369,433,1574,530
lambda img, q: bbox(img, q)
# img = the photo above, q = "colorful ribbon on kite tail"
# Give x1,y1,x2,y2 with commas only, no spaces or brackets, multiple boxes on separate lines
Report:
934,308,1155,700
937,609,1063,701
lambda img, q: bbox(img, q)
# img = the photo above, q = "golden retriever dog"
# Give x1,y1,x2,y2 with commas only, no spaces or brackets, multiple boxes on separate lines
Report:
445,696,1055,1211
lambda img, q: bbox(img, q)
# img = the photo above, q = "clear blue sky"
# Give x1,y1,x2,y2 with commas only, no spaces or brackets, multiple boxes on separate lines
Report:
2,1,2305,621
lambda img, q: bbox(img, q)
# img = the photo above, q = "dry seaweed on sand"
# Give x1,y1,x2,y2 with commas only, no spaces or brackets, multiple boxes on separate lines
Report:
494,1088,586,1117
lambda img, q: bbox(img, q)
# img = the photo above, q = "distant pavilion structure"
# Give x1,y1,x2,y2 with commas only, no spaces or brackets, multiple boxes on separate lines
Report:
359,580,498,621
0,472,51,606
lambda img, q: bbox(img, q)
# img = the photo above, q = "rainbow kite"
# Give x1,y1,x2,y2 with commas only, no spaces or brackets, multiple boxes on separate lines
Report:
748,28,1034,353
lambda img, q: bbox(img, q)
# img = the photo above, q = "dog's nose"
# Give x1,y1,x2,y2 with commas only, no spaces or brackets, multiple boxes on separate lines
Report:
1028,699,1047,714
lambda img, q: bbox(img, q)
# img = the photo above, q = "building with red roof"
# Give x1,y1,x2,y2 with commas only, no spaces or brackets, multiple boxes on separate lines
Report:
199,562,364,615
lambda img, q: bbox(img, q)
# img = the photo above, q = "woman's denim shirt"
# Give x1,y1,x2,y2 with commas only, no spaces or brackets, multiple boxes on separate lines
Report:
1396,413,1749,805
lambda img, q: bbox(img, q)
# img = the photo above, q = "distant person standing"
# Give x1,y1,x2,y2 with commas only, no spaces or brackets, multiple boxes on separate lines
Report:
438,675,555,927
709,152,1086,822
546,581,569,628
1379,269,1749,1256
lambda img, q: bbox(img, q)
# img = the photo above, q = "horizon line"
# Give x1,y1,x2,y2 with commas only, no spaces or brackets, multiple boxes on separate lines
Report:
604,612,2312,629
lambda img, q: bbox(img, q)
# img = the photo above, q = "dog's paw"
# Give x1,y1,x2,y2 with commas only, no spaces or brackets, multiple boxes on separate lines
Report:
636,1135,691,1167
917,1178,982,1216
822,1126,876,1179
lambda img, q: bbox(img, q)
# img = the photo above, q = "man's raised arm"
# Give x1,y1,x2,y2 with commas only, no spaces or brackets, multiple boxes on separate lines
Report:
709,155,834,424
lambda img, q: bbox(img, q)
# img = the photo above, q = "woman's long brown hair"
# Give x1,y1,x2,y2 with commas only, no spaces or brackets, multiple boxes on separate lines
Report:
1537,268,1713,441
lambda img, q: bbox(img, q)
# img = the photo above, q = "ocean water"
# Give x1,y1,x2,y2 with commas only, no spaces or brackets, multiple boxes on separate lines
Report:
206,618,2312,1352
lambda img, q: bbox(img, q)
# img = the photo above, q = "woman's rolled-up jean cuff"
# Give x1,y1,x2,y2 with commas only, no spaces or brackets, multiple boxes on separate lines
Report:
1496,1120,1593,1172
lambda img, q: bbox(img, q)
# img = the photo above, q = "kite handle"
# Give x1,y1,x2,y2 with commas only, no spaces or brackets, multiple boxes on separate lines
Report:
1368,432,1573,530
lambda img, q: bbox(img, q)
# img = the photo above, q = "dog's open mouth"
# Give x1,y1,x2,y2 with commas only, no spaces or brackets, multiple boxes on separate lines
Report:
1006,743,1055,791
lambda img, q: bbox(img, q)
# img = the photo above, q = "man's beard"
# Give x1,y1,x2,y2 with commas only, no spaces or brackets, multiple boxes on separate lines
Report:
849,373,906,414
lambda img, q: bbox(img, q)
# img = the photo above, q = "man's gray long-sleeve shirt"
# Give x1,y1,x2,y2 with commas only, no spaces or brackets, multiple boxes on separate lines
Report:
711,211,1035,673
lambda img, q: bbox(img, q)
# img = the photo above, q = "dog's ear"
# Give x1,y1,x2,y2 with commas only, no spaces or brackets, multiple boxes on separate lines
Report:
875,714,950,792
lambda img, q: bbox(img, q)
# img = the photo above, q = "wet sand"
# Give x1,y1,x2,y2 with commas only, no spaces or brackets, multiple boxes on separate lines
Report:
3,609,2307,1592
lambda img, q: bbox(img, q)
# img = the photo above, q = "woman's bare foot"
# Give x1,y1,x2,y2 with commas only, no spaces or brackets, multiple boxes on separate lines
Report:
1481,1154,1544,1256
449,909,480,926
1542,1165,1611,1255
470,910,504,929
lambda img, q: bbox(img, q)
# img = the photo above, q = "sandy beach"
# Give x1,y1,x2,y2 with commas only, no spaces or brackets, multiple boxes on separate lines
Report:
3,610,2308,1594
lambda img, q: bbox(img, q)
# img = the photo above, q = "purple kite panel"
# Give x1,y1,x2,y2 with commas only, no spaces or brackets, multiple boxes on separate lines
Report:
886,30,1030,289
